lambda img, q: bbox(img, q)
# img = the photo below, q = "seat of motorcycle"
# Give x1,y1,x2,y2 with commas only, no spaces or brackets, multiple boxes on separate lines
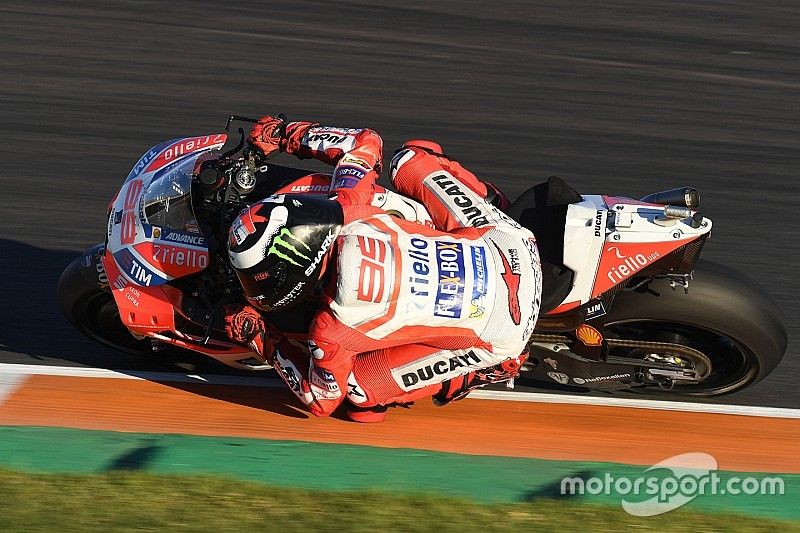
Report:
508,176,582,314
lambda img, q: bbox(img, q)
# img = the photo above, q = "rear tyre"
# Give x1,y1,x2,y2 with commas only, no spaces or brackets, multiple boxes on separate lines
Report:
605,260,787,395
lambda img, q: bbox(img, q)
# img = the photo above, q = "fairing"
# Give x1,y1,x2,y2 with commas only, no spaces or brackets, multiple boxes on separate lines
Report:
103,134,226,336
546,194,712,315
106,134,226,287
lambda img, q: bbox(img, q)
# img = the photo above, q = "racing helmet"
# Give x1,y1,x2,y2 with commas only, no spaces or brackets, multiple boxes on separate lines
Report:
228,194,343,311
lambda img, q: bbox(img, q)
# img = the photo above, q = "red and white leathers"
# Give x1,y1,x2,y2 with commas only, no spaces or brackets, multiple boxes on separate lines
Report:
251,121,542,416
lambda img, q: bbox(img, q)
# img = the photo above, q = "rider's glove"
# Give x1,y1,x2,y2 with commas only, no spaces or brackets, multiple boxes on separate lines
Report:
248,115,287,158
224,303,279,361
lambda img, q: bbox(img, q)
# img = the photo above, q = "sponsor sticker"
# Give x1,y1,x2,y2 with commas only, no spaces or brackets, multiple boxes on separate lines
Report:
397,350,482,389
547,372,569,385
340,154,371,168
268,228,311,268
144,134,226,174
433,241,465,318
469,245,488,318
585,300,607,320
160,230,206,247
310,378,342,400
113,249,164,287
107,209,115,238
95,254,109,288
273,351,303,398
334,165,366,179
151,243,208,269
272,281,306,308
311,367,340,393
492,242,522,325
406,237,432,312
304,230,336,276
594,210,606,237
291,184,330,193
428,173,490,227
576,324,603,347
573,373,630,385
306,127,358,146
346,373,367,404
333,176,361,189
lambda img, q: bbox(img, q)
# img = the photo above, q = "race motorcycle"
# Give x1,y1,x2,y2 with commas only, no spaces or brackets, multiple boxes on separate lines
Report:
58,116,788,397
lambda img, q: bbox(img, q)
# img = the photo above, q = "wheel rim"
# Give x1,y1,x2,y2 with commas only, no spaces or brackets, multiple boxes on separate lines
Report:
604,320,758,396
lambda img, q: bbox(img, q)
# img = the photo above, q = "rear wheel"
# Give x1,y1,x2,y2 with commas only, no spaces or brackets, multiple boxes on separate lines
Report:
604,260,787,396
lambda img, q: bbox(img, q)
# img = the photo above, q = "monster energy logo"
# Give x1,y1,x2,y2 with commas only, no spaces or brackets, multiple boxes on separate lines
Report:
268,228,311,267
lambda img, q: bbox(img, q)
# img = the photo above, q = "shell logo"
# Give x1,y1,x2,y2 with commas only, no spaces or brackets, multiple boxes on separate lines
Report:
576,324,603,346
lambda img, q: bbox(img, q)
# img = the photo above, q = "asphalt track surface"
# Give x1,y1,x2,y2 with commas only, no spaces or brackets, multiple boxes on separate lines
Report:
0,2,797,408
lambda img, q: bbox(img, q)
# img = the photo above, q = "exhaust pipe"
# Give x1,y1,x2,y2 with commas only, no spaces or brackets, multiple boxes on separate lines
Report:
640,187,700,208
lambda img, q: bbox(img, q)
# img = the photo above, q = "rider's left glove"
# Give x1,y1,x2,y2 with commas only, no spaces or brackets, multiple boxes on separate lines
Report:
248,115,287,158
224,304,279,361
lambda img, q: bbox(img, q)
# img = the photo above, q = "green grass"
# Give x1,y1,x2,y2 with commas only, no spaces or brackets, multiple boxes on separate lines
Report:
0,469,796,532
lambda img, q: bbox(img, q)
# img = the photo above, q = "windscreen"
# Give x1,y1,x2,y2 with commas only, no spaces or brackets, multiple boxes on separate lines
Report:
141,157,202,234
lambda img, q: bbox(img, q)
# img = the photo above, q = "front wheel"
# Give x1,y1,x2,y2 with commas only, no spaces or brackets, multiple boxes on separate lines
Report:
604,260,787,396
57,245,154,357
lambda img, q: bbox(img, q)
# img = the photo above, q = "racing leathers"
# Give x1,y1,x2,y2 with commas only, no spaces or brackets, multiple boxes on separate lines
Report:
236,118,543,416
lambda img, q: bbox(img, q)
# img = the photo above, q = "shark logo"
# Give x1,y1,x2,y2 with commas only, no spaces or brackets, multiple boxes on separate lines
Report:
492,242,521,325
268,228,311,267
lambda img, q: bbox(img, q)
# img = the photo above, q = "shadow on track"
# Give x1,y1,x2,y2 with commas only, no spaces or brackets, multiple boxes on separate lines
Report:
0,238,101,364
156,381,312,420
0,238,320,419
0,237,232,370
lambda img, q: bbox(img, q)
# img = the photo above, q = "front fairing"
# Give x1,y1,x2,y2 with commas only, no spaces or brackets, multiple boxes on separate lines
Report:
106,134,226,287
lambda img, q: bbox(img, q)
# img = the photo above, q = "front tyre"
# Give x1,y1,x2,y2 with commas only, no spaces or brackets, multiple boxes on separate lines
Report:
57,245,153,356
605,260,787,395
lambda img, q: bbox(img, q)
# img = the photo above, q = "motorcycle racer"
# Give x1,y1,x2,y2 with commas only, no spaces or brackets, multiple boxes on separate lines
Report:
225,116,542,421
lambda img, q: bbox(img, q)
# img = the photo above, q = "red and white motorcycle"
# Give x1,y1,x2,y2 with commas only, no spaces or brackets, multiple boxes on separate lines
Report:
58,116,787,397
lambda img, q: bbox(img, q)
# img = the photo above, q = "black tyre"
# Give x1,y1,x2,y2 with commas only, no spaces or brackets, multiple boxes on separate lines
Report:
57,245,154,357
604,260,787,395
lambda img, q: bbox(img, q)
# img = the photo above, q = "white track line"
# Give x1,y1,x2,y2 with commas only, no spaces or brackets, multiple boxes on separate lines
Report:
0,373,27,407
469,390,800,420
1,363,799,420
0,363,283,388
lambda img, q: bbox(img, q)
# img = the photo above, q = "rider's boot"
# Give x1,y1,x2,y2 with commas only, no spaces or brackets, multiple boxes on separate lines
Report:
433,353,527,406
